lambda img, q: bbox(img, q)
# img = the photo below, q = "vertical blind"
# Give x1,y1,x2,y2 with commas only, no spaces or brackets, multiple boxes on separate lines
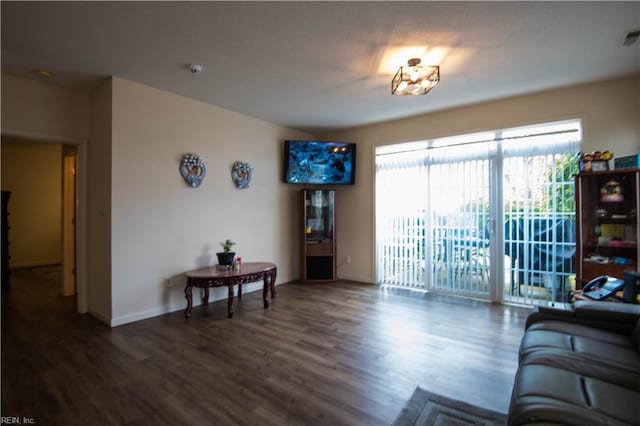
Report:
376,150,428,288
375,120,581,304
500,123,580,303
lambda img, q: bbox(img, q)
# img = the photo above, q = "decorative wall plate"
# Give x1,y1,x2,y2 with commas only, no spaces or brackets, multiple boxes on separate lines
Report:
180,153,206,188
231,161,252,189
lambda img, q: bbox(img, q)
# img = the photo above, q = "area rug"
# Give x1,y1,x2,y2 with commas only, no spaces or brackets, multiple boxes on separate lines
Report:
392,386,507,426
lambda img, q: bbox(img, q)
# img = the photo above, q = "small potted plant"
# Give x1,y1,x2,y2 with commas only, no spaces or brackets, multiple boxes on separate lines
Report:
216,239,236,265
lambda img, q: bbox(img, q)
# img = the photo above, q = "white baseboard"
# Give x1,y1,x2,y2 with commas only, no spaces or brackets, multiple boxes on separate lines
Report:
109,281,268,327
337,273,374,284
110,304,184,327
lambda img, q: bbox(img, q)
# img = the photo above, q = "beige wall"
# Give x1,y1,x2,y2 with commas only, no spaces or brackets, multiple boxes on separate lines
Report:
109,78,310,325
321,75,640,284
0,72,310,326
3,70,638,325
87,79,113,323
1,73,92,315
1,73,89,143
1,138,62,267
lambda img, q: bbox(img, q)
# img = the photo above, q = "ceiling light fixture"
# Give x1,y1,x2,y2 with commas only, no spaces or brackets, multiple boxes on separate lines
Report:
391,58,439,96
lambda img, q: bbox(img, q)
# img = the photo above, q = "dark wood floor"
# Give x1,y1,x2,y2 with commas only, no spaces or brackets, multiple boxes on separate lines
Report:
2,266,531,425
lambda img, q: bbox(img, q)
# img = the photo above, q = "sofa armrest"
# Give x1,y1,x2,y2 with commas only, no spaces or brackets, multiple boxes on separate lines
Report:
525,301,640,335
525,304,576,329
573,300,640,321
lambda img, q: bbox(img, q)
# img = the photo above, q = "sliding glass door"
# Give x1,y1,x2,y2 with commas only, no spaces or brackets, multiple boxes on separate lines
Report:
500,124,579,304
425,137,495,297
375,120,580,304
376,132,495,298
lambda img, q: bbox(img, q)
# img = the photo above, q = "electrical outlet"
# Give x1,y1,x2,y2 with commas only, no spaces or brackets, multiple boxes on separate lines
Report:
345,256,351,264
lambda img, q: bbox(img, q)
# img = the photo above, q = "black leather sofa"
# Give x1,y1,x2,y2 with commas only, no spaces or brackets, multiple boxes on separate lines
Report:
508,301,640,425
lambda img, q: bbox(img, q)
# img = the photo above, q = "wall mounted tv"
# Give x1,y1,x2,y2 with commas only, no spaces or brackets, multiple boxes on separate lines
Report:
284,140,356,185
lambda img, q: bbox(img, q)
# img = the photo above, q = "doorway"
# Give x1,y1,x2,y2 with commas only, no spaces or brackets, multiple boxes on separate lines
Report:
1,137,78,298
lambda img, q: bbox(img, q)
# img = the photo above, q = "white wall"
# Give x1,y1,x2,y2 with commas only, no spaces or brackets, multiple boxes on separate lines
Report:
109,77,310,325
321,75,640,284
1,138,62,267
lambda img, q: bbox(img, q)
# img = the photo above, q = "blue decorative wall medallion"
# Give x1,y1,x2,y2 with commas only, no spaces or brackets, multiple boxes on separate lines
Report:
180,153,206,188
231,161,252,189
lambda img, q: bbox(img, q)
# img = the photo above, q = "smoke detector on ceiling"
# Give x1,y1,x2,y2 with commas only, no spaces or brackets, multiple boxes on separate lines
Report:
188,64,203,74
622,29,639,47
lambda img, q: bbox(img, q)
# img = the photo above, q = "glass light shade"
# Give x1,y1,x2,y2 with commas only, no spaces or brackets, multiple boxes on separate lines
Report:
391,60,440,96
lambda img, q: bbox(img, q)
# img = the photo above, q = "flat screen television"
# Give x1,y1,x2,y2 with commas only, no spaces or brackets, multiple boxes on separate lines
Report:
284,140,356,185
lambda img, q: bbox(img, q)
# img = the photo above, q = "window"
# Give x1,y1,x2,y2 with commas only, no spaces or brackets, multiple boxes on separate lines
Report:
375,120,581,304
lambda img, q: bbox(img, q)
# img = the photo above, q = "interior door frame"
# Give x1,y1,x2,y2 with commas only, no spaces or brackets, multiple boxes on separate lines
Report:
62,150,77,296
1,129,88,313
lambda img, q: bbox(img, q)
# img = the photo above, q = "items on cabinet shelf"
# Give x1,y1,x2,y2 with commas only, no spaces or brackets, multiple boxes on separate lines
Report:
300,189,336,283
579,150,613,172
600,179,624,202
575,169,639,288
614,154,640,170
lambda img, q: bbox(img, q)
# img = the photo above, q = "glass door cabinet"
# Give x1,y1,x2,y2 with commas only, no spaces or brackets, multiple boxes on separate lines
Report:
575,169,639,287
301,189,336,283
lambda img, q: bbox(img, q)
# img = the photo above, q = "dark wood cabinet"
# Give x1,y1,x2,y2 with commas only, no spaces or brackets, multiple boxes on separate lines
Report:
575,169,639,287
2,191,11,290
301,189,336,283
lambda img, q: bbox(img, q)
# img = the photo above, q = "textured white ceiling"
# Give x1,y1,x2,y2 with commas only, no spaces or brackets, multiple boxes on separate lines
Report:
2,2,639,133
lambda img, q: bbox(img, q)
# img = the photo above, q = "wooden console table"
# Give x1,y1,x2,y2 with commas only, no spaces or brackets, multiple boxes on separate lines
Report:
184,262,277,318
